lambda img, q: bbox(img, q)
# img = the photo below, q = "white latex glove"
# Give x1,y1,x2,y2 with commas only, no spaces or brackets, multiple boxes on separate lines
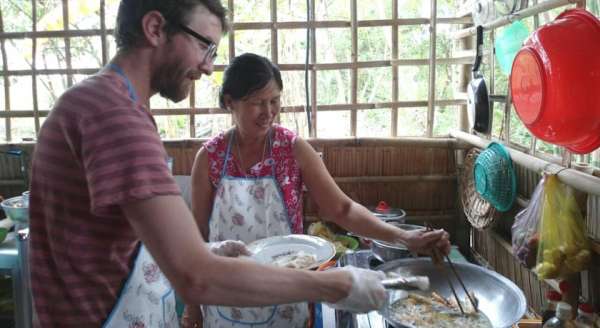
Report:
326,266,387,313
208,240,252,257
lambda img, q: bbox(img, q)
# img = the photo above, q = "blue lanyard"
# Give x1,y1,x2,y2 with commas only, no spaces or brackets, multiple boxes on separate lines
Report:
108,64,138,102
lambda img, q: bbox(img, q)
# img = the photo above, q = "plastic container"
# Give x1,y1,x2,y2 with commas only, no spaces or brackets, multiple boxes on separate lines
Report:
21,191,30,207
495,20,529,75
510,9,600,154
543,302,573,327
542,290,562,325
0,196,29,223
574,303,595,328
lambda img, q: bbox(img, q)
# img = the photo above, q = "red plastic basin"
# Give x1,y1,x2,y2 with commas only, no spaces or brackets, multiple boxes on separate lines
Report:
510,9,600,154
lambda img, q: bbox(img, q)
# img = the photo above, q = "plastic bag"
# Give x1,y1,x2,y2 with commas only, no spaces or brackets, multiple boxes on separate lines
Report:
534,175,592,279
512,176,545,268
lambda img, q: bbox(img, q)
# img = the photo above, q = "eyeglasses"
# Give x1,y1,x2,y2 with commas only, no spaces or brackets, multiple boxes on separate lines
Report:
177,24,218,64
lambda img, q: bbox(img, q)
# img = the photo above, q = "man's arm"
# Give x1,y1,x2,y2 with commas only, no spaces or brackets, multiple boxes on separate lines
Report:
121,195,350,306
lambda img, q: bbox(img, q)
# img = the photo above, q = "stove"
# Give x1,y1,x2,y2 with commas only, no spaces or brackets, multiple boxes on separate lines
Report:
320,250,397,328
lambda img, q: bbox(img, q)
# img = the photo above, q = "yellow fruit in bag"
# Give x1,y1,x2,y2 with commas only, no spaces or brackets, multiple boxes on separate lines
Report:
535,175,591,279
535,262,559,279
559,244,578,257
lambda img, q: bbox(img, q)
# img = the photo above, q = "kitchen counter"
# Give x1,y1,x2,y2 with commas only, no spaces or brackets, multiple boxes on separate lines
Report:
0,219,32,328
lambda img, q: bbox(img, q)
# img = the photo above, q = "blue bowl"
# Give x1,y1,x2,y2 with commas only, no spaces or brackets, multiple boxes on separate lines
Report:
1,196,29,223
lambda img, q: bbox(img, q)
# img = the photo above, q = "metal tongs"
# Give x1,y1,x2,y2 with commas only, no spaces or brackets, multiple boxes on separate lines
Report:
425,224,479,315
382,275,430,291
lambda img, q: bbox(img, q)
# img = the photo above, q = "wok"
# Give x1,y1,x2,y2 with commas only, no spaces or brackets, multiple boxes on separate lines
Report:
376,258,526,328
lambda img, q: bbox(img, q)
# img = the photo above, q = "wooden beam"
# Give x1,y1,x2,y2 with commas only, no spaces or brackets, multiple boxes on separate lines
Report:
333,174,456,183
452,130,600,196
453,0,577,39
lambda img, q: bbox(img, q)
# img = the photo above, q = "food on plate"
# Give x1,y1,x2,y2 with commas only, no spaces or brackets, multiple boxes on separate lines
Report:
388,292,491,328
307,222,336,241
307,222,358,255
271,250,317,269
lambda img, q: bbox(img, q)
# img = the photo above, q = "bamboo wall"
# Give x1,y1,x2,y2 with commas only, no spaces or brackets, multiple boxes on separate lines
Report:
161,138,463,241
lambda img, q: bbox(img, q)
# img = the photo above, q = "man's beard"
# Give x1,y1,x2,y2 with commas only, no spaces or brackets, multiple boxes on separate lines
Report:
151,60,190,103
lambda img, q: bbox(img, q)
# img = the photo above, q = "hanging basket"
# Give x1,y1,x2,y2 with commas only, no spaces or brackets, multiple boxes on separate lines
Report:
461,148,501,229
474,142,517,212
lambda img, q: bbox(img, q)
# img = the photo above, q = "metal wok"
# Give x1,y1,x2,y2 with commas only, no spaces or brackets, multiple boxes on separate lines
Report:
375,258,526,328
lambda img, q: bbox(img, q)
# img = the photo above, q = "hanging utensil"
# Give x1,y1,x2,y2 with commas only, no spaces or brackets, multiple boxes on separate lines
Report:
467,25,492,134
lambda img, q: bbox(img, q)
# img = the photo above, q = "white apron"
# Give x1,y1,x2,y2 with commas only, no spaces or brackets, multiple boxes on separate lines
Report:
203,131,310,328
102,64,178,328
102,244,178,328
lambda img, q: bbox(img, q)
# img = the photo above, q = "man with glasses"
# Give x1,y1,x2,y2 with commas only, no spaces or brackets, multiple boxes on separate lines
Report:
29,1,387,327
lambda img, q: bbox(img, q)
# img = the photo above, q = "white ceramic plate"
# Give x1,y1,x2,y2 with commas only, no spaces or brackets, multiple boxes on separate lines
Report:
247,234,335,270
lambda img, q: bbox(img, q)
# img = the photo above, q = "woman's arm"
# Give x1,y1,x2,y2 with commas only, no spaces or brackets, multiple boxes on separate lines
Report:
294,138,450,254
191,147,214,241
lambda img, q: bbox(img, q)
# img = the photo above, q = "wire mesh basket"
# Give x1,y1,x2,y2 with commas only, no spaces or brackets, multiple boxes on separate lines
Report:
461,148,501,229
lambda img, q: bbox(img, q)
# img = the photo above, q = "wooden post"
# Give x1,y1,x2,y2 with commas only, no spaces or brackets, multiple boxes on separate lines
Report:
350,0,358,136
426,0,438,137
62,0,73,87
391,0,399,137
0,7,10,141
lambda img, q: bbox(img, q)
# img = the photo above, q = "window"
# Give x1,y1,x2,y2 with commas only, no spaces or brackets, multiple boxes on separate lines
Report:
0,0,503,142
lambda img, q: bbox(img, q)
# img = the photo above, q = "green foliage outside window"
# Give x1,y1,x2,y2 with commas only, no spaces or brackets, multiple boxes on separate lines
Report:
1,0,599,159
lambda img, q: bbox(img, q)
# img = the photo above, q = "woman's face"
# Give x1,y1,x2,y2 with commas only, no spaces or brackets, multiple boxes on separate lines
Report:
228,79,281,137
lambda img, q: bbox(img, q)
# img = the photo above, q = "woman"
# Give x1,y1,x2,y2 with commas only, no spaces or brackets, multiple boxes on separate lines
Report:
186,53,450,328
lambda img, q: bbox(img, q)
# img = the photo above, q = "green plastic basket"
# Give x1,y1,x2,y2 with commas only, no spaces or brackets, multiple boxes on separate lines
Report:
474,142,517,212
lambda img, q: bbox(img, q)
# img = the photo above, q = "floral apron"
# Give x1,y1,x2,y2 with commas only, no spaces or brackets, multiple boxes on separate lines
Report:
102,64,178,328
203,131,309,328
102,244,178,328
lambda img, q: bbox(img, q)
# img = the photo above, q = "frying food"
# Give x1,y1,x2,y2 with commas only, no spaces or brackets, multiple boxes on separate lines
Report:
271,250,317,269
388,292,492,328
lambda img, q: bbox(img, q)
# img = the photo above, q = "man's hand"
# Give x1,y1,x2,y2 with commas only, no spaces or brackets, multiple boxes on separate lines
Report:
326,266,387,313
208,240,252,257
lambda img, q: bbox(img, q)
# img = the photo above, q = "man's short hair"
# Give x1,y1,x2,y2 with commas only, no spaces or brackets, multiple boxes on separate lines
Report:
114,0,229,51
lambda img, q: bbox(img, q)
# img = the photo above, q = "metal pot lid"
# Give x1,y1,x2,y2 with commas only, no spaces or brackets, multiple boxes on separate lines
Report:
368,201,406,219
371,223,425,249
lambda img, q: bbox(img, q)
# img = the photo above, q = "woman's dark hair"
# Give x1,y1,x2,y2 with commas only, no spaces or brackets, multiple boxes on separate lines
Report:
219,53,283,109
115,0,229,51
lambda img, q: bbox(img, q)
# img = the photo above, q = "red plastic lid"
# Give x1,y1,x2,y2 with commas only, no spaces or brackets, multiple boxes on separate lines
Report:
511,47,545,125
579,303,594,314
559,280,571,294
545,290,562,302
375,201,390,213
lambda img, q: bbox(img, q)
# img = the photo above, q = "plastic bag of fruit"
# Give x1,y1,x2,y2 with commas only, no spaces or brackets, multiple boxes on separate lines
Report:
534,175,591,279
512,176,545,268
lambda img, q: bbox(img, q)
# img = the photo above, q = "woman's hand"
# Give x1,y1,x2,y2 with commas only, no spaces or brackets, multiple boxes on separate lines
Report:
181,305,202,328
401,228,451,257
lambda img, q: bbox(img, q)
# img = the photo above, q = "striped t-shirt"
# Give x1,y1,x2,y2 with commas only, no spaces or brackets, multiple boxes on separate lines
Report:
29,69,180,327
